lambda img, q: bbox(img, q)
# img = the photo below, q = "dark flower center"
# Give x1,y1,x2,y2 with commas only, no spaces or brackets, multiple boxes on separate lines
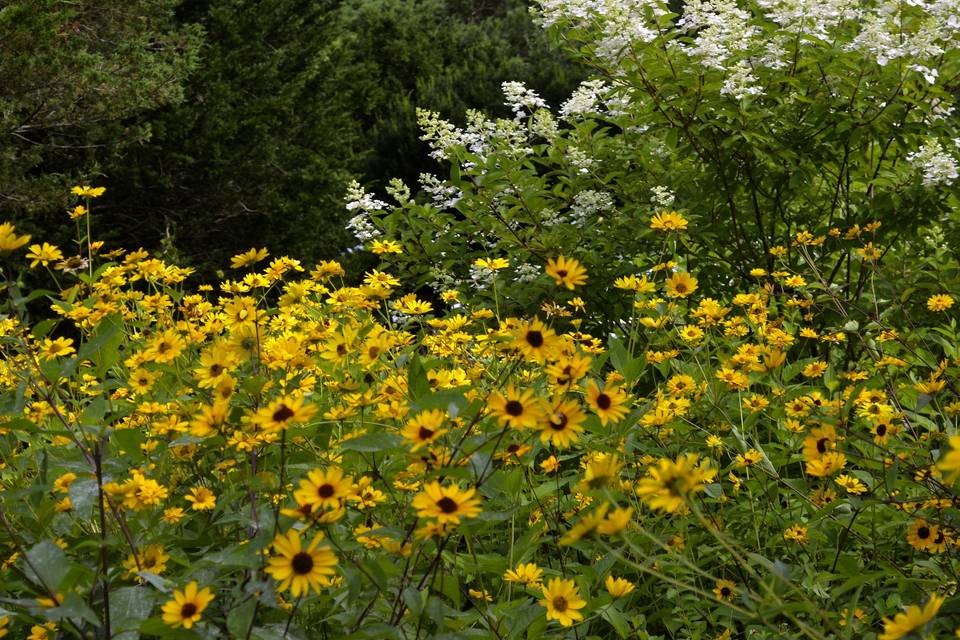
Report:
526,331,544,348
505,400,524,416
437,497,458,513
506,444,520,453
273,405,295,423
292,552,315,575
317,483,335,498
557,269,568,278
180,603,198,618
721,587,731,597
876,424,887,436
596,394,612,410
368,346,380,359
816,438,829,454
918,526,931,539
552,596,568,612
550,413,569,430
418,427,435,440
210,364,223,376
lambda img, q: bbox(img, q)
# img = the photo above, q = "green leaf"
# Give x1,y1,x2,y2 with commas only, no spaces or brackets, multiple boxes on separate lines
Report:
111,586,156,638
601,605,631,638
25,540,70,592
337,432,402,453
408,354,430,401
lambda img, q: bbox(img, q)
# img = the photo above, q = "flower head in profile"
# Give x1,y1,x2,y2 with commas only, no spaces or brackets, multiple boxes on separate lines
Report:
539,578,587,627
161,581,214,629
545,256,588,289
0,222,31,252
605,575,635,597
504,562,543,587
879,594,943,640
71,185,106,198
230,247,269,269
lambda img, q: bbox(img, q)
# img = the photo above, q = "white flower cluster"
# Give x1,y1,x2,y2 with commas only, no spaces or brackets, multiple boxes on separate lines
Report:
536,0,669,62
344,180,386,242
570,190,614,226
514,263,542,283
468,264,495,290
417,108,534,163
560,79,611,118
720,61,765,101
756,0,859,40
678,0,759,69
502,81,548,117
907,140,958,187
650,185,675,209
419,173,462,209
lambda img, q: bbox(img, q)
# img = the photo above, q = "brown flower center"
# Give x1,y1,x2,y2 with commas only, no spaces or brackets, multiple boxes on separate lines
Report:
596,393,611,410
505,400,524,416
292,552,315,575
552,596,568,612
418,427,435,440
273,405,295,423
180,603,198,618
317,483,335,498
550,413,569,430
437,497,458,513
526,331,544,348
918,526,931,539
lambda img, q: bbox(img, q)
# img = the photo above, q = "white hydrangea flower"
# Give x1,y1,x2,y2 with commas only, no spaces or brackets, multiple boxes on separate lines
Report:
502,81,548,117
721,61,765,101
907,140,959,187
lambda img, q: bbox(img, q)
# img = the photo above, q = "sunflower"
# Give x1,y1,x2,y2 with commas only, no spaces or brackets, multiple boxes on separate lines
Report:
411,481,482,525
539,397,586,449
605,576,635,597
538,578,587,627
664,272,697,298
251,395,317,433
503,562,543,586
577,454,623,492
713,579,737,602
265,529,339,597
635,453,716,514
545,256,588,290
185,486,216,511
160,581,215,629
488,385,544,429
879,594,943,640
513,318,560,363
585,380,630,426
123,544,169,579
294,467,354,512
907,518,936,552
401,409,448,451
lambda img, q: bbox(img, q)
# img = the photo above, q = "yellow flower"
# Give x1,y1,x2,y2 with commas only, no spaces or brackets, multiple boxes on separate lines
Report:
71,185,106,198
294,467,354,512
504,562,543,586
488,385,544,429
540,455,560,473
185,486,216,511
585,380,630,426
665,271,698,298
879,595,943,640
68,205,88,220
635,453,716,514
251,395,317,432
545,256,588,289
513,318,560,363
713,579,737,602
26,242,63,268
605,575,635,597
411,481,482,525
265,529,338,597
401,409,448,451
650,211,688,231
28,623,57,640
801,361,828,378
160,581,215,629
40,337,75,360
783,524,808,544
834,474,867,495
473,257,509,270
927,294,954,312
123,544,170,580
540,397,587,449
0,222,31,252
937,435,960,482
370,239,403,254
539,578,587,627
